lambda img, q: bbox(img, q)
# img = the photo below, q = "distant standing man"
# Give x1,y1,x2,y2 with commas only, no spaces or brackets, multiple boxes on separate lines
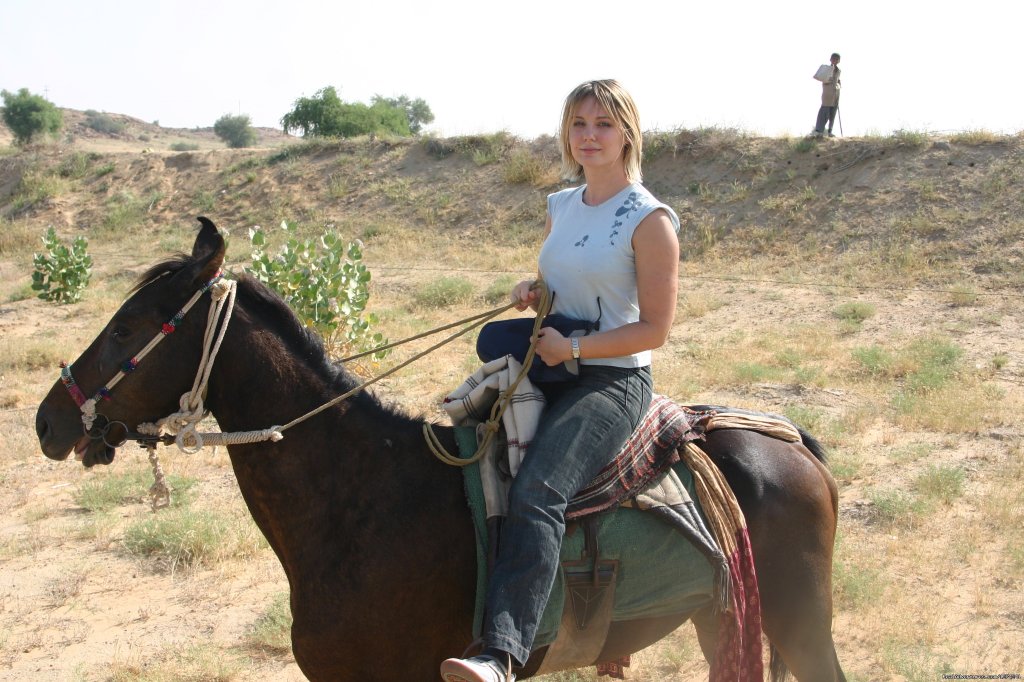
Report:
814,53,841,136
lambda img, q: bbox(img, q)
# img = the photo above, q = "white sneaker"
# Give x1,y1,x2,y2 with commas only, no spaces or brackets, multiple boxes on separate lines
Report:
440,654,515,682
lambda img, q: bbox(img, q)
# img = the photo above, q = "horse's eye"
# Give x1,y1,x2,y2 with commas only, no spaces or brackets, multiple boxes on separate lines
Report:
111,325,132,340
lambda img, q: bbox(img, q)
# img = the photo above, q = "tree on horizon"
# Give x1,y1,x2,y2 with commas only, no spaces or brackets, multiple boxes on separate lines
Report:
281,87,427,139
1,88,63,145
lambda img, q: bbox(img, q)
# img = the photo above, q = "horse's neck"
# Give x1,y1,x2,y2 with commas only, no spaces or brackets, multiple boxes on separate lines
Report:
201,316,462,578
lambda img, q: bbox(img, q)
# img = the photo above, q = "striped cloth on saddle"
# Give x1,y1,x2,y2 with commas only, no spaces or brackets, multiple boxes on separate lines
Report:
441,357,711,518
567,394,708,520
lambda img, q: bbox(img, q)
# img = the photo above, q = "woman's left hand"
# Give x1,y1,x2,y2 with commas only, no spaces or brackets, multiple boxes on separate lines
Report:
535,327,570,366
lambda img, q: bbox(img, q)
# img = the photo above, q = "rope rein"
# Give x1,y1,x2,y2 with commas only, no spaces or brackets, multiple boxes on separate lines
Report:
423,284,552,467
64,270,551,490
137,281,548,456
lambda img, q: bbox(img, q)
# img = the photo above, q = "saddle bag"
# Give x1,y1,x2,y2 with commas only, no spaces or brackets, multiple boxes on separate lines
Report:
476,313,597,383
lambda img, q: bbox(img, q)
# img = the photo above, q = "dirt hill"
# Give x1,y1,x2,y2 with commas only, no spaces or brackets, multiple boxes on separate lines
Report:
3,113,1021,289
1,112,1022,681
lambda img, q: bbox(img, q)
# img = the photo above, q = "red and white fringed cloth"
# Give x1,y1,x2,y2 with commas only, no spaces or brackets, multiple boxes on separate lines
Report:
682,441,764,682
597,656,631,679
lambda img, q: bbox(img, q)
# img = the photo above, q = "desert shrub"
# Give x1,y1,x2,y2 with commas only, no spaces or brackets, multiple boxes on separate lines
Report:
0,217,37,255
193,190,217,212
170,141,199,152
731,361,782,383
267,138,338,164
122,507,267,569
213,113,257,148
422,136,456,159
914,464,965,505
899,336,963,393
438,132,515,165
31,227,92,303
84,110,125,135
831,551,885,608
1,88,63,145
867,488,927,528
9,169,67,212
414,276,476,308
853,336,962,391
503,148,549,185
483,274,519,305
792,137,817,153
57,151,101,178
833,301,876,322
949,129,999,145
244,592,293,655
833,301,876,333
247,221,388,357
469,133,513,165
890,129,929,147
642,130,680,161
101,191,156,233
74,469,197,512
948,284,978,307
106,643,241,681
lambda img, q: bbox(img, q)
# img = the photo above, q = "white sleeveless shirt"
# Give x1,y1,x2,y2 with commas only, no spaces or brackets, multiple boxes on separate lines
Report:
539,182,680,368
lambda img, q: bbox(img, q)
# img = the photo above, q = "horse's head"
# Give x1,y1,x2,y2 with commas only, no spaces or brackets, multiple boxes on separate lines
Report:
36,218,226,467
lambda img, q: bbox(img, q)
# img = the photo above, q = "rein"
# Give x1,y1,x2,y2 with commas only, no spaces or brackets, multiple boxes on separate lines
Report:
61,272,550,464
58,270,552,477
423,285,552,466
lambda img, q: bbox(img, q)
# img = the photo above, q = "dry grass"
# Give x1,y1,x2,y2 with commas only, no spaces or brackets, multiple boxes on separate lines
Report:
1,129,1022,680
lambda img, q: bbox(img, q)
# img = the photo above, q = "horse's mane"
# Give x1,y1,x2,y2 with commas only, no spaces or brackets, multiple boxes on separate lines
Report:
131,257,336,377
232,272,416,423
130,255,190,295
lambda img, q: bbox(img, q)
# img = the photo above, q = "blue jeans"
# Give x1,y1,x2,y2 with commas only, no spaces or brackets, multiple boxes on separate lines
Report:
482,364,653,666
815,104,838,133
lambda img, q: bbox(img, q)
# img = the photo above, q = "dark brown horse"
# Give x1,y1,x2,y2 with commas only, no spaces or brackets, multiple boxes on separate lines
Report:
36,219,846,681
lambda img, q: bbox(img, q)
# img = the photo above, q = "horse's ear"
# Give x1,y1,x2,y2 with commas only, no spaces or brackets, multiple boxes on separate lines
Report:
191,216,226,283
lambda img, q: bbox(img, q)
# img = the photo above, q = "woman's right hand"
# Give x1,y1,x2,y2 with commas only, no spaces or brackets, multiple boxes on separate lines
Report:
511,280,538,311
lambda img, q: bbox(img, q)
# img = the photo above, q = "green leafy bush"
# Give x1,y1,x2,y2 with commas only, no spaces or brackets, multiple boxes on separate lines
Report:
213,113,257,148
31,227,92,303
247,221,387,357
1,88,63,145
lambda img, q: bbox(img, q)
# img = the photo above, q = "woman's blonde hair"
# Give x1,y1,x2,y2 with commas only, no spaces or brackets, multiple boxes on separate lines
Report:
559,79,643,183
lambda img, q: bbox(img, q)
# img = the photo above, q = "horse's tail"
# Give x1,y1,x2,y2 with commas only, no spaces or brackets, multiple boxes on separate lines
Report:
769,644,790,682
796,426,829,465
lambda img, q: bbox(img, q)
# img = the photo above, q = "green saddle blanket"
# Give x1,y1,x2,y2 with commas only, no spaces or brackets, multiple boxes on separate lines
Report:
454,426,715,649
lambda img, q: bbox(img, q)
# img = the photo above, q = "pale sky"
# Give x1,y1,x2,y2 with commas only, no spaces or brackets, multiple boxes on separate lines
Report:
3,0,1021,140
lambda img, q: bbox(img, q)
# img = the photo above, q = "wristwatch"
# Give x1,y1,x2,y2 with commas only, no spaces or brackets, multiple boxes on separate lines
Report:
570,337,581,360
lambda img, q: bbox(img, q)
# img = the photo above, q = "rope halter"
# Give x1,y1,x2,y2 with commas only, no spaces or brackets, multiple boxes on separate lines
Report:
59,273,230,436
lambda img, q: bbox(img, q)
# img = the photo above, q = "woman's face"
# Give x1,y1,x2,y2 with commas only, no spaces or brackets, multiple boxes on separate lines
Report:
568,96,626,175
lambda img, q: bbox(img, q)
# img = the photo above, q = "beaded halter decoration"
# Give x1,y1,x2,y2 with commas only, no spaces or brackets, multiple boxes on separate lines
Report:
59,273,225,433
